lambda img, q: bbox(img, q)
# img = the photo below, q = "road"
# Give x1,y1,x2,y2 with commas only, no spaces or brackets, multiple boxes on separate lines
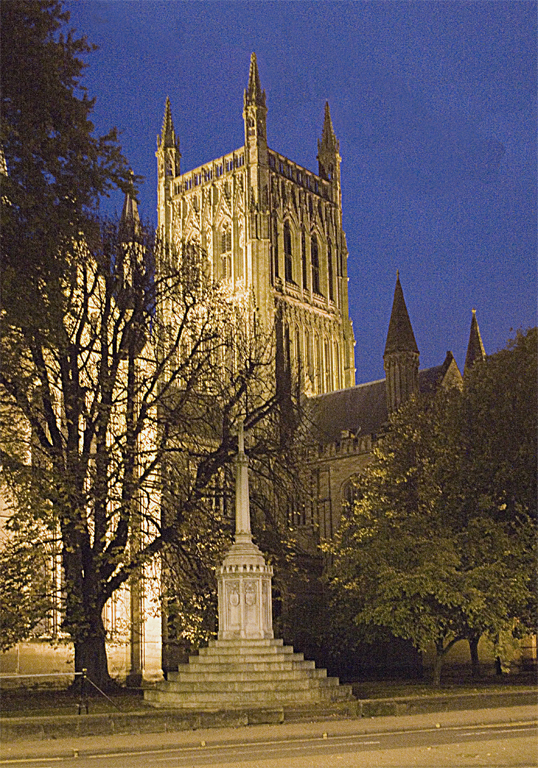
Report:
1,718,536,768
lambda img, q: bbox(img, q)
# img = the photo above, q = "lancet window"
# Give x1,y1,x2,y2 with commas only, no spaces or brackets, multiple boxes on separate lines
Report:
220,225,232,279
272,218,279,279
301,230,307,289
284,221,293,283
311,234,321,295
327,240,334,301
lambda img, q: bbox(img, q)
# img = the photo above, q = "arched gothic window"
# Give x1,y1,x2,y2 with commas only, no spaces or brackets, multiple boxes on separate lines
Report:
311,234,321,295
301,230,307,289
284,221,293,283
342,477,360,517
221,226,232,254
220,225,232,279
327,240,334,301
272,218,279,279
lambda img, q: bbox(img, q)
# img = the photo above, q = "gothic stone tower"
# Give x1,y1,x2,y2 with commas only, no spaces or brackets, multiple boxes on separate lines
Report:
156,53,356,396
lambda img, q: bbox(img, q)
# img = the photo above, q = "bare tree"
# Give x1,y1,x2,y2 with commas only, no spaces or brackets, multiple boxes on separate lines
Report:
0,219,296,687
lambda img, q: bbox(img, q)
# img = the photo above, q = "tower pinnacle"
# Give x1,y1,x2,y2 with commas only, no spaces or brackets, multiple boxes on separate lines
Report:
159,97,177,148
156,97,180,180
245,52,266,107
384,273,420,413
317,101,340,182
120,191,140,228
319,101,339,153
384,273,419,356
464,309,486,375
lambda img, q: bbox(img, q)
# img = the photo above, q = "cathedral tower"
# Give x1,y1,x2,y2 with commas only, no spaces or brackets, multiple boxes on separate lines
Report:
383,273,419,413
156,55,356,395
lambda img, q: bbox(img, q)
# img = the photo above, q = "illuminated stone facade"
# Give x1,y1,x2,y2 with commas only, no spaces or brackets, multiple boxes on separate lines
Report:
156,54,355,398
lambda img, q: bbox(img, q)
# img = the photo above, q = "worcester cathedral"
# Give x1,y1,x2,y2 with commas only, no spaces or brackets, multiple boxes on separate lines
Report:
152,53,486,678
155,53,478,546
1,54,493,682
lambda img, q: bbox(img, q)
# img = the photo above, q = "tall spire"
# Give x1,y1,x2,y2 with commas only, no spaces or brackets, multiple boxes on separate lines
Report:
159,96,176,148
245,52,266,107
121,191,140,229
319,102,338,154
384,273,420,414
317,101,340,183
384,272,419,356
156,97,181,182
464,309,486,375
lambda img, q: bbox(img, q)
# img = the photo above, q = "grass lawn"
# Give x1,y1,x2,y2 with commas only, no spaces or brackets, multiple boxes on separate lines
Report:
0,687,154,718
352,672,537,699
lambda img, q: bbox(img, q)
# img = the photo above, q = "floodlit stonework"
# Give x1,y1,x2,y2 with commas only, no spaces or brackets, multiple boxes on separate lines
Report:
156,53,356,399
145,423,351,708
3,53,533,688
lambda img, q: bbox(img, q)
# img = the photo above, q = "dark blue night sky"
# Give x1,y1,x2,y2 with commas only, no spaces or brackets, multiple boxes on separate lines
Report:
66,0,536,384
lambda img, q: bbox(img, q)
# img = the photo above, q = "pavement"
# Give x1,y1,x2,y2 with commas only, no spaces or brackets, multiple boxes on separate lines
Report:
0,687,536,754
0,704,536,763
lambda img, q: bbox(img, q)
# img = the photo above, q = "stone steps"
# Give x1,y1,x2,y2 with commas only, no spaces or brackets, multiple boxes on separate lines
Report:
200,640,293,655
189,653,311,666
145,685,350,708
168,668,328,683
156,676,340,694
145,638,353,710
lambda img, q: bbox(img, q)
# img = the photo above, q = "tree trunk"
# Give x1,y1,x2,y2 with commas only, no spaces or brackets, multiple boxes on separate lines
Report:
73,612,112,691
469,634,481,678
431,648,444,686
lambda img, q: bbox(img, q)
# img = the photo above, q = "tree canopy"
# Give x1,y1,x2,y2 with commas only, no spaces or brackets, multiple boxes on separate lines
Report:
327,329,537,684
0,217,298,685
0,2,304,687
0,0,133,324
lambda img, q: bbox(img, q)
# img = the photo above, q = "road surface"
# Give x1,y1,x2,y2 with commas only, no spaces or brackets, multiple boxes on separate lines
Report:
1,707,536,768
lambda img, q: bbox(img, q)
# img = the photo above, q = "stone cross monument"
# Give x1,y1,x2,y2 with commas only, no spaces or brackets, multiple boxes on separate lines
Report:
217,422,273,639
145,421,351,709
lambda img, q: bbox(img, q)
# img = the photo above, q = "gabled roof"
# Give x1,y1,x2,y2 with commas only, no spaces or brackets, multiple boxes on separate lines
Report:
308,378,387,445
308,353,461,444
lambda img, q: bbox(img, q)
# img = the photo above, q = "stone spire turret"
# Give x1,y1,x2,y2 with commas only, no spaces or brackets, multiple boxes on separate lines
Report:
317,102,340,182
156,97,181,178
243,53,268,150
120,191,140,231
245,52,266,108
160,97,178,149
464,309,486,376
384,272,420,414
156,98,180,235
242,54,271,322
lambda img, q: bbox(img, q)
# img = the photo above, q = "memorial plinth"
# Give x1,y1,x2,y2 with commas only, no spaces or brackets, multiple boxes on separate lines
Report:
217,425,273,640
145,424,352,710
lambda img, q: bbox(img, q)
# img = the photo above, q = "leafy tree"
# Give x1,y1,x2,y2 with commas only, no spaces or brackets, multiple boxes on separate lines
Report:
0,0,133,327
0,217,294,687
0,512,54,652
327,331,537,684
0,2,303,686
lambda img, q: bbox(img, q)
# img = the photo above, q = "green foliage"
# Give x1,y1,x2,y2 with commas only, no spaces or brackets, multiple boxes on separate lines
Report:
0,0,133,325
0,514,54,651
327,329,537,683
